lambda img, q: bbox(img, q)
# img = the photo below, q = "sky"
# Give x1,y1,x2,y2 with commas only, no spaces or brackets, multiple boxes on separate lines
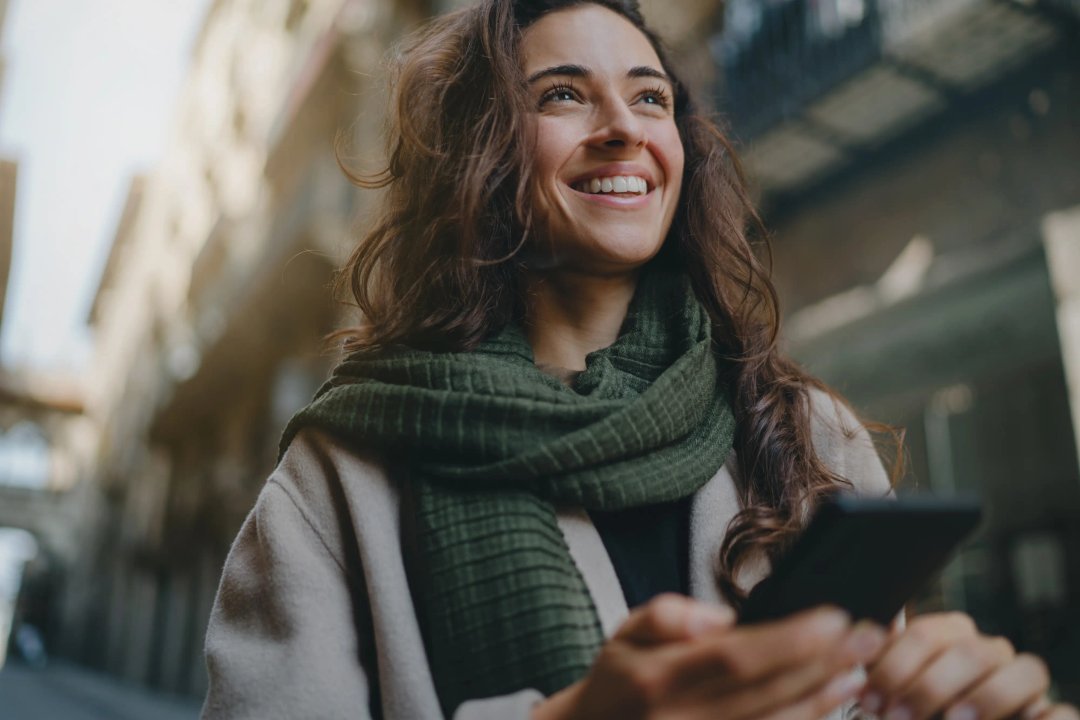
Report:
0,0,212,374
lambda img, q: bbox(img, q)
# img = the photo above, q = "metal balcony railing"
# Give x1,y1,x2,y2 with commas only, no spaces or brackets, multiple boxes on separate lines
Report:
715,0,1074,144
717,0,884,140
712,0,1073,195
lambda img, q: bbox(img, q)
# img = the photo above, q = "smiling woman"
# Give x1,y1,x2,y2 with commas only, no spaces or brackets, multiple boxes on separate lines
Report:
199,2,1080,720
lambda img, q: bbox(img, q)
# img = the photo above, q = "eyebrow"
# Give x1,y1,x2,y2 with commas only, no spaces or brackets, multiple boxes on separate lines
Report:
526,64,672,86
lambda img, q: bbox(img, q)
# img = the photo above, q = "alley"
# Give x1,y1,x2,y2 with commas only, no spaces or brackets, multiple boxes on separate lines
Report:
0,662,200,720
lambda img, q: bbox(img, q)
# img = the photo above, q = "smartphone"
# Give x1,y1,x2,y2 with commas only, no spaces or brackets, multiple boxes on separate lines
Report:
738,496,982,625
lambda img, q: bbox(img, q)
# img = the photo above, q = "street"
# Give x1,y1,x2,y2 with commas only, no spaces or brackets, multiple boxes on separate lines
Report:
0,661,200,720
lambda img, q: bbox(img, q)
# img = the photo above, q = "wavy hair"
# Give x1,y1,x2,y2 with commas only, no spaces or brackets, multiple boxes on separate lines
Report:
335,0,903,607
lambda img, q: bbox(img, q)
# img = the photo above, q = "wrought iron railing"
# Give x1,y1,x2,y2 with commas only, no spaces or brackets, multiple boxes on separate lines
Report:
714,0,1075,142
717,0,884,139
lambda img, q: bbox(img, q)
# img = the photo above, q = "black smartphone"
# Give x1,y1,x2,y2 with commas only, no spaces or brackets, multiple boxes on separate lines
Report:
738,496,982,625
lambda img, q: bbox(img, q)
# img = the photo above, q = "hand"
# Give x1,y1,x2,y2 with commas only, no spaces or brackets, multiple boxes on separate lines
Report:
533,594,888,720
860,612,1080,720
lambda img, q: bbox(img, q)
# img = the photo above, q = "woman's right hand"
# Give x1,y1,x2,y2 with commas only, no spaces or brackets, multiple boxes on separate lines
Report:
533,594,888,720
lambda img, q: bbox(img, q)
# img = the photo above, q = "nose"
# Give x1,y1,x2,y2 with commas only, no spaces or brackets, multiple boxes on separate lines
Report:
590,96,647,151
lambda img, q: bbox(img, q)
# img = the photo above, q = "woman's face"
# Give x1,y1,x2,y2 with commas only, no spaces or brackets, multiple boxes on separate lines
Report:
521,4,685,275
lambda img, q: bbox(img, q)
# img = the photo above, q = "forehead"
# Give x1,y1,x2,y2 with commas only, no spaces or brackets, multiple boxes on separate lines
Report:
520,4,663,75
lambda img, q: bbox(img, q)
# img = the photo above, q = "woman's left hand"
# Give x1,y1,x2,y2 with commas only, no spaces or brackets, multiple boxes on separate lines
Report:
860,612,1079,720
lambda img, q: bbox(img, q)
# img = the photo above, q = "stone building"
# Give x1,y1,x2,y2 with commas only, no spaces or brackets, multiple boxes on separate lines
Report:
62,0,428,696
720,0,1080,698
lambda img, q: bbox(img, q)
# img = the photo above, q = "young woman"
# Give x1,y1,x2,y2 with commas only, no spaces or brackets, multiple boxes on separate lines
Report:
201,1,1079,719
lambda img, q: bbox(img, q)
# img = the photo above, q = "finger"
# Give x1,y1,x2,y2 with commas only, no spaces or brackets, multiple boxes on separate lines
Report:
1022,696,1054,720
616,593,734,646
1039,705,1080,720
689,623,887,720
754,667,867,720
865,612,977,706
671,606,852,689
943,653,1051,720
887,635,1013,720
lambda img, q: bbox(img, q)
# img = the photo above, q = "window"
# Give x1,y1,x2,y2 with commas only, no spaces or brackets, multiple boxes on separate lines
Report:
0,423,50,490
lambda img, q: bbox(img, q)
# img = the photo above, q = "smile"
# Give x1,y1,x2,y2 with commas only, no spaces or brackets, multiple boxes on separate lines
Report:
572,175,650,196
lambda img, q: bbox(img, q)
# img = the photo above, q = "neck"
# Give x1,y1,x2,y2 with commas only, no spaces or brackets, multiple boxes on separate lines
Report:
523,270,639,371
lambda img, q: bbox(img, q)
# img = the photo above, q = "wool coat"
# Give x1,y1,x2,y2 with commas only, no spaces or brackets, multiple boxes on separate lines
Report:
201,389,892,719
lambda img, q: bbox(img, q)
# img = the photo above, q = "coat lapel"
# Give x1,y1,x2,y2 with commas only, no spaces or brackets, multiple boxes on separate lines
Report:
688,455,772,608
557,453,772,639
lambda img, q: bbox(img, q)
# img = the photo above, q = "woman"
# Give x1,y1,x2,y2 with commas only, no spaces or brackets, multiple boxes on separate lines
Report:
201,1,1078,719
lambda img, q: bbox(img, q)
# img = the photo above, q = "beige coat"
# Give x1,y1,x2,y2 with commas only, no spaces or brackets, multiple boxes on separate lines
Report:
201,390,891,719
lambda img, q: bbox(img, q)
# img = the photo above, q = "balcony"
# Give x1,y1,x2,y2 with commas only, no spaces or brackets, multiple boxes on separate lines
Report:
714,0,1075,197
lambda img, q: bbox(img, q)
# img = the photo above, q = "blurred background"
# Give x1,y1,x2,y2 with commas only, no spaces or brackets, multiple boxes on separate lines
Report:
0,0,1076,716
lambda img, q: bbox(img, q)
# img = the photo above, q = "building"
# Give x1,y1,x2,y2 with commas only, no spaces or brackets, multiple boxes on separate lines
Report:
715,0,1080,698
60,0,475,697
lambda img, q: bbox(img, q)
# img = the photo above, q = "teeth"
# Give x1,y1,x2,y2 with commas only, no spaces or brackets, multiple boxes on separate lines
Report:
576,175,649,196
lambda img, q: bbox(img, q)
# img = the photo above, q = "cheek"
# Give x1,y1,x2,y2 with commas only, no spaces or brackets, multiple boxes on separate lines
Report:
654,124,685,187
653,126,685,227
533,118,578,184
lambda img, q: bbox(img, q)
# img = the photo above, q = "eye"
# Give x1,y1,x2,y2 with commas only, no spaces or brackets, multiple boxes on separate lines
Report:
539,82,580,107
638,85,671,109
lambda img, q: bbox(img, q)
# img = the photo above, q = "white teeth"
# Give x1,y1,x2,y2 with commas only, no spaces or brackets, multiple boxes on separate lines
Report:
576,175,649,195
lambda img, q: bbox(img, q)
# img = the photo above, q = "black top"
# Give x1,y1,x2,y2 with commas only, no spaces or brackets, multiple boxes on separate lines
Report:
535,362,693,607
589,495,693,608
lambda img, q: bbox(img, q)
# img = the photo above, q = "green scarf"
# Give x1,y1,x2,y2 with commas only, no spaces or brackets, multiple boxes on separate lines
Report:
280,269,736,715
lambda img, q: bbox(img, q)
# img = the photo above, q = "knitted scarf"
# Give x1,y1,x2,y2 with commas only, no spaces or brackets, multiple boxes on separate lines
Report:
279,269,736,715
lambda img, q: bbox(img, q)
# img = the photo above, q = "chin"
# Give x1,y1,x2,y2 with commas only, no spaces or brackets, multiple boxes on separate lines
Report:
578,236,665,273
531,217,668,273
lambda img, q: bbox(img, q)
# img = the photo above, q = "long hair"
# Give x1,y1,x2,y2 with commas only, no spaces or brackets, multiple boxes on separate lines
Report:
335,0,903,607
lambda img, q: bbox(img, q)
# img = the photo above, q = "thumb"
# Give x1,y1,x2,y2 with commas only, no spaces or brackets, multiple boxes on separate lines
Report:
616,593,735,646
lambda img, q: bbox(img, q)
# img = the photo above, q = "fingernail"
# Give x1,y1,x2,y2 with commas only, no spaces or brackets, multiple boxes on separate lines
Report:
946,704,979,720
816,607,852,634
1021,698,1052,720
688,604,734,635
860,692,883,714
825,669,867,701
846,621,887,661
885,705,912,720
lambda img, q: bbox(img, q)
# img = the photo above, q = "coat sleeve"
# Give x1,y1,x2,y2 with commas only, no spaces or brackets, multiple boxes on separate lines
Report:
201,478,376,719
201,445,549,720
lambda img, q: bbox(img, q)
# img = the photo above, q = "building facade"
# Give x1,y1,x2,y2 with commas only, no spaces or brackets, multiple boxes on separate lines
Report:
717,0,1080,699
61,0,429,696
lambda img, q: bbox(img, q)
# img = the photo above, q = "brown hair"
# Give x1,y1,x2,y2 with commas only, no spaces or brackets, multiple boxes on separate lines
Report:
336,0,903,607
